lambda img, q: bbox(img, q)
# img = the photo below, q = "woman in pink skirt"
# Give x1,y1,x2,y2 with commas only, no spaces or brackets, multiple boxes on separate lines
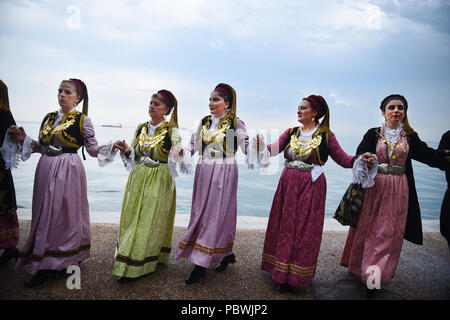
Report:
254,95,373,293
9,79,121,287
340,94,448,297
174,83,251,284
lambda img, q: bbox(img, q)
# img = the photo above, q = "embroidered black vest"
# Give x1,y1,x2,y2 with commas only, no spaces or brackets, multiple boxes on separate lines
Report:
199,114,238,158
283,126,330,165
133,121,173,161
39,111,85,149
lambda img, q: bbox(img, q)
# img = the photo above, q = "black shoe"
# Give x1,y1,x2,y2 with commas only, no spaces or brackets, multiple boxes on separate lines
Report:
24,270,57,288
117,276,137,284
185,265,206,284
215,253,236,272
0,247,20,266
279,283,293,293
363,286,378,298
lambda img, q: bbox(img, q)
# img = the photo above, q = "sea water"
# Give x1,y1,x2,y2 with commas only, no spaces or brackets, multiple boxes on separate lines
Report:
11,122,447,220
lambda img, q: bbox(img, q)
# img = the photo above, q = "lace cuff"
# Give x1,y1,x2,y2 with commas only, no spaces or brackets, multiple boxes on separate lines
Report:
249,141,270,169
119,148,135,172
352,155,378,188
0,134,20,170
0,134,36,170
21,135,35,161
97,141,118,167
168,145,193,177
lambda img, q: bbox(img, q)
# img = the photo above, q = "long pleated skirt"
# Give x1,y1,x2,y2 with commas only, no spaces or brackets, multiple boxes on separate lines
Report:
113,163,176,278
174,157,238,268
0,214,19,249
340,173,409,283
16,154,91,275
261,167,327,287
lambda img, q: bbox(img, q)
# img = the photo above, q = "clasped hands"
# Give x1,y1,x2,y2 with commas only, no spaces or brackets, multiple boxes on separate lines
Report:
361,152,377,167
7,125,26,144
252,134,266,151
113,140,131,156
252,134,377,167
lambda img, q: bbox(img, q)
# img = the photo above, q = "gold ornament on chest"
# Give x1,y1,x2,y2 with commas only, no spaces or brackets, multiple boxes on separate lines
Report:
377,130,407,162
201,118,231,145
40,113,76,143
138,125,168,152
290,134,322,157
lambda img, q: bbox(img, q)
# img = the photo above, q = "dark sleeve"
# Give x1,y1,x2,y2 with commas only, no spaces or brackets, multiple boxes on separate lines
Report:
438,131,450,150
409,132,448,170
0,110,16,146
355,128,378,155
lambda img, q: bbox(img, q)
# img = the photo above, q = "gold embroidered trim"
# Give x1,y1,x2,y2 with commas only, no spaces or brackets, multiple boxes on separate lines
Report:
39,110,83,148
262,254,316,276
178,240,233,256
115,247,171,267
201,117,232,146
20,244,91,261
137,122,170,158
0,227,18,240
40,113,72,143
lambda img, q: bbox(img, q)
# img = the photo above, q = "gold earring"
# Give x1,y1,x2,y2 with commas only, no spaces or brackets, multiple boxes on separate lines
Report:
312,117,315,121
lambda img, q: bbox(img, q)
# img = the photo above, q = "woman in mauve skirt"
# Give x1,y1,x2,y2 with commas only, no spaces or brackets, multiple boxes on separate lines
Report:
175,83,251,284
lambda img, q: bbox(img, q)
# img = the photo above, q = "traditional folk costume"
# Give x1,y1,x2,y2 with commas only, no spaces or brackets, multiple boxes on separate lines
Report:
340,95,448,285
12,79,115,277
0,80,19,262
259,95,356,288
438,131,450,250
174,84,251,271
113,90,188,279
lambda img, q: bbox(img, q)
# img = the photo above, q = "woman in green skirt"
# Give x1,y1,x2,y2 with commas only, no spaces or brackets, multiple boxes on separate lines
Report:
112,89,189,282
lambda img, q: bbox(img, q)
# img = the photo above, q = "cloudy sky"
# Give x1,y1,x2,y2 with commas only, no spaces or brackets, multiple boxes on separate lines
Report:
1,0,449,141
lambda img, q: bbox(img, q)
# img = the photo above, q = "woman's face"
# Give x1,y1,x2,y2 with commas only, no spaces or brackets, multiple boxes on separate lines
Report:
148,96,169,119
297,99,317,124
58,82,80,111
209,91,229,117
383,99,405,126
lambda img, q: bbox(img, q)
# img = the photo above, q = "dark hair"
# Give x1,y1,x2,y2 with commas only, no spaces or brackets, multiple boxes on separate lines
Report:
380,94,408,112
215,90,230,102
61,78,89,115
303,95,328,124
214,83,235,111
153,89,178,116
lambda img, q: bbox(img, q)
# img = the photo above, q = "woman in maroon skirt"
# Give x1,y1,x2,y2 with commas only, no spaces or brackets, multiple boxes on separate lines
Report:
254,95,373,293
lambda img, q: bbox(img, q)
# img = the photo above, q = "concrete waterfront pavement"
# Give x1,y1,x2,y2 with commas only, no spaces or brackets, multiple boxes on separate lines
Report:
0,220,449,300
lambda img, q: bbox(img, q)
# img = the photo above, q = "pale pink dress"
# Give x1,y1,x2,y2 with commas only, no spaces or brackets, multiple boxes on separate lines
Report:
340,127,410,283
15,116,100,275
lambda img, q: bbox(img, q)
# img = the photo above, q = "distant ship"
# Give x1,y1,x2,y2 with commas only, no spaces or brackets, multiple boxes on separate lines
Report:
101,123,122,128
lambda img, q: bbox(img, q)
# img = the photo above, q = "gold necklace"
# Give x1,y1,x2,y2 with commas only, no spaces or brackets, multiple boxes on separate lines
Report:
201,118,231,145
138,124,168,152
290,134,322,157
378,130,407,161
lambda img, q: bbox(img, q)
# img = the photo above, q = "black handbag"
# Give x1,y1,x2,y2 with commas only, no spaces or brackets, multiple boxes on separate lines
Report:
333,183,364,228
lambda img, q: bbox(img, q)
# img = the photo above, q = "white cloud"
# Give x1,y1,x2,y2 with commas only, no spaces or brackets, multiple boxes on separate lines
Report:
329,91,351,108
209,38,225,49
